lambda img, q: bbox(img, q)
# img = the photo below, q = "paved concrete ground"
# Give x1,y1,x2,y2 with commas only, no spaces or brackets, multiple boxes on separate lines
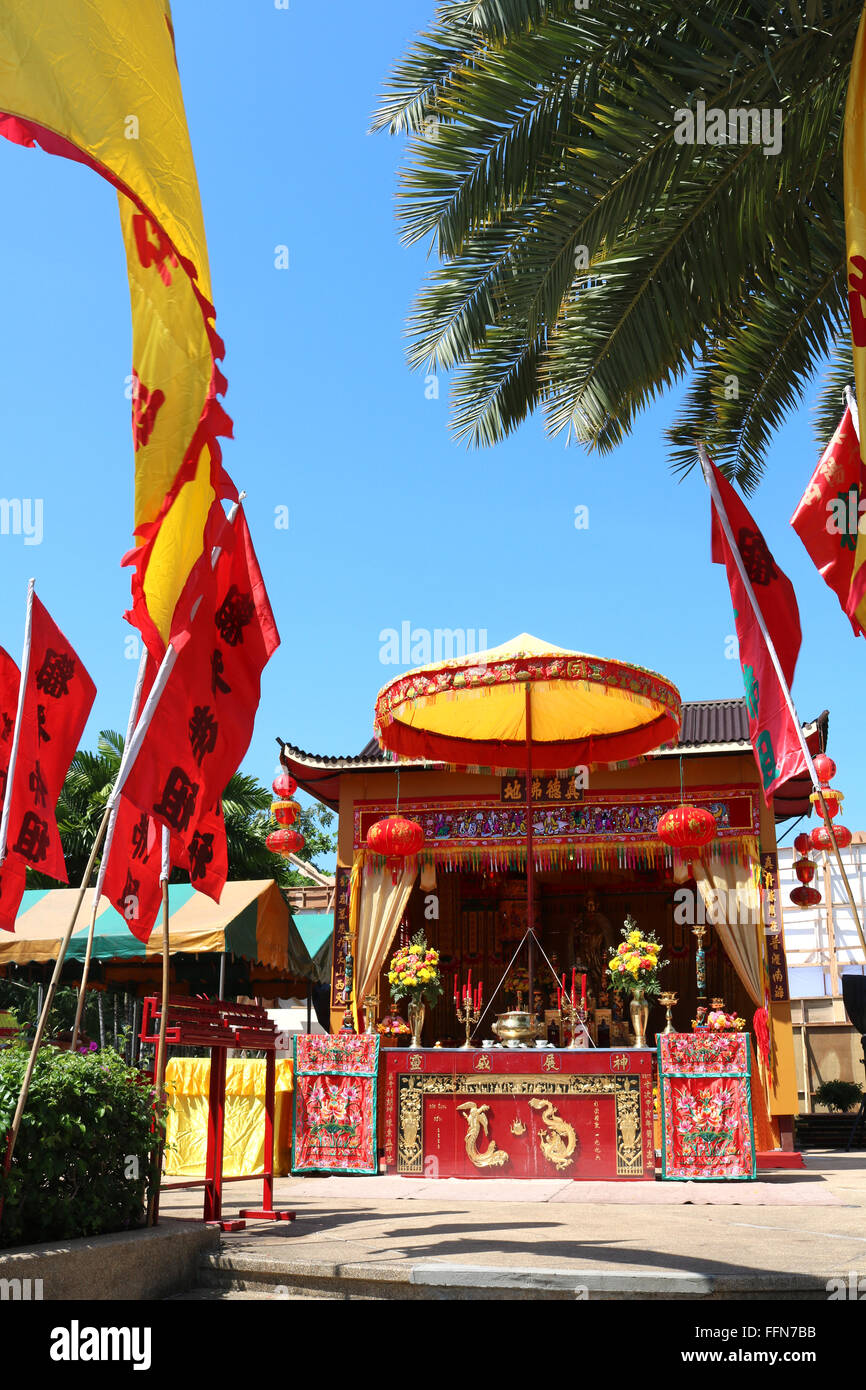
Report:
160,1152,866,1293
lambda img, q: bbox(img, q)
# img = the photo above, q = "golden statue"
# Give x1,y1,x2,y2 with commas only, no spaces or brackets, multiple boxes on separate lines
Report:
529,1098,577,1171
457,1102,509,1168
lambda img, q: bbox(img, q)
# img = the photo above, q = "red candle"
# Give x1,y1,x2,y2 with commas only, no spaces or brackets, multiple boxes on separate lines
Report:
468,969,472,996
454,973,458,1001
478,981,483,1007
581,973,587,1008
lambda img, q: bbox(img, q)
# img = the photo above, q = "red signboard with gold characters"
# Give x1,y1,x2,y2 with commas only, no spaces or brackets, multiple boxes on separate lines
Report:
382,1048,654,1181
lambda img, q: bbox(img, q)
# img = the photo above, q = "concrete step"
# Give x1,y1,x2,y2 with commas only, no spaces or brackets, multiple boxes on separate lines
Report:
194,1252,833,1301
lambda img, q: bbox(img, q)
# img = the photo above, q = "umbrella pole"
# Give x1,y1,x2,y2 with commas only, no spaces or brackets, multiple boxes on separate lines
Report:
525,688,535,1022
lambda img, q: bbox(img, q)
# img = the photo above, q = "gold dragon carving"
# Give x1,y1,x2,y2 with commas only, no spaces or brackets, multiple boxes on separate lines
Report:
529,1097,577,1171
457,1102,509,1168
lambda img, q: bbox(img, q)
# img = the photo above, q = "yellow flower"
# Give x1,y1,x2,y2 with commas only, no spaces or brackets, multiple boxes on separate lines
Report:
627,931,641,945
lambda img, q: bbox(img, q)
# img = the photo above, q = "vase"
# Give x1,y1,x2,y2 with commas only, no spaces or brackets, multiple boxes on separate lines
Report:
629,987,650,1048
407,999,426,1050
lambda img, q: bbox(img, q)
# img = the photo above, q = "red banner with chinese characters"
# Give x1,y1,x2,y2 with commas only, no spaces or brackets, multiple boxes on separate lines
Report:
100,795,164,944
5,596,96,884
122,507,279,848
791,404,866,637
710,460,805,804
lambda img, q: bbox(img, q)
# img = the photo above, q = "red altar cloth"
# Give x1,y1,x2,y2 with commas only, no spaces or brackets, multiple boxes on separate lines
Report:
658,1033,756,1181
382,1048,654,1181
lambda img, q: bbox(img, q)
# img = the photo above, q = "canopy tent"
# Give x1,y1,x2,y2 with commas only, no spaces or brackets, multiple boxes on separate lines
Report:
0,880,310,975
292,913,334,986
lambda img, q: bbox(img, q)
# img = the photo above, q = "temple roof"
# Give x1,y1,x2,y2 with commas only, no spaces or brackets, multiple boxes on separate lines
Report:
277,699,829,823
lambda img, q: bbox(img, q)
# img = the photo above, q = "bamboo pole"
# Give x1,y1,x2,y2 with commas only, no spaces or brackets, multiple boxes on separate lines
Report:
0,579,34,868
698,442,866,961
71,651,148,1049
2,800,112,1180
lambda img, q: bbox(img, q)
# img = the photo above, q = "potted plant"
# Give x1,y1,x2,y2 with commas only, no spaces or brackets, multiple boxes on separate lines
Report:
606,914,669,1048
387,932,442,1049
812,1080,864,1113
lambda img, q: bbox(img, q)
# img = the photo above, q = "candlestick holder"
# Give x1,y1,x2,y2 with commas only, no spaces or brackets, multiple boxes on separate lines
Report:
692,922,708,1003
560,998,589,1049
659,990,678,1035
363,993,379,1035
456,997,480,1049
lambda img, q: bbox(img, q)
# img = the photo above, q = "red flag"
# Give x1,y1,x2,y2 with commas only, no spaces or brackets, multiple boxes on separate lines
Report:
0,646,19,819
791,404,866,637
0,855,27,933
709,461,806,803
100,795,164,944
123,507,279,841
183,799,228,904
3,597,96,882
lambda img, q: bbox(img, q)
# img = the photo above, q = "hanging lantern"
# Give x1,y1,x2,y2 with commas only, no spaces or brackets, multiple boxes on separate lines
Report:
812,753,836,784
656,804,717,852
793,832,812,855
266,827,306,858
271,798,301,826
793,856,815,885
272,771,298,800
810,824,852,852
810,787,843,820
789,884,822,909
367,815,424,883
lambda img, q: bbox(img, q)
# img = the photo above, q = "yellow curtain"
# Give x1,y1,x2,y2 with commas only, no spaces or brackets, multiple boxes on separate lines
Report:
694,852,763,1005
163,1058,294,1178
355,862,417,1009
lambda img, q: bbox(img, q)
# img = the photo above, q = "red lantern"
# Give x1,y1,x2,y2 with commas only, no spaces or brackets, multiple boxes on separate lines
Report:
366,815,425,859
367,815,424,883
656,805,717,852
810,824,852,852
272,798,301,826
812,753,836,784
810,787,843,820
272,772,298,799
790,885,822,909
266,827,306,857
793,856,815,885
793,832,812,855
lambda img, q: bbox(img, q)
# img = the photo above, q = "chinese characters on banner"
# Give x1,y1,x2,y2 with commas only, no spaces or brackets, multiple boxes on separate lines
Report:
709,460,806,804
791,405,866,638
0,598,95,929
500,775,584,803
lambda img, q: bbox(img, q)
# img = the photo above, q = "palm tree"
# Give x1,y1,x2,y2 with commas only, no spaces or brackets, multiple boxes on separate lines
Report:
373,0,860,489
30,732,335,889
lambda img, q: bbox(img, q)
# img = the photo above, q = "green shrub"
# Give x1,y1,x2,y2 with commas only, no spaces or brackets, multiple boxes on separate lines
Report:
812,1079,864,1114
0,1044,165,1249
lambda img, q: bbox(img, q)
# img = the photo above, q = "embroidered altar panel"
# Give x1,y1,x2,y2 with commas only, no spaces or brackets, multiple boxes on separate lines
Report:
292,1034,379,1175
658,1033,756,1181
383,1049,655,1181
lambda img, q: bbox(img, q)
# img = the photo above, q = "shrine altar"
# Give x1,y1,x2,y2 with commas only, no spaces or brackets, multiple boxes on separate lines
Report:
382,1048,654,1180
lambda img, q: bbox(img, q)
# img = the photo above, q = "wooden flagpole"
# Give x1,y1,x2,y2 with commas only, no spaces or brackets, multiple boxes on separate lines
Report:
0,579,35,868
71,649,149,1050
698,442,866,959
146,827,172,1227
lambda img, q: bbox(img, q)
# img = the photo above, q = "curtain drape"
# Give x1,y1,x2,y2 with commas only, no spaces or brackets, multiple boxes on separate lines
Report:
354,862,417,1009
694,853,763,1005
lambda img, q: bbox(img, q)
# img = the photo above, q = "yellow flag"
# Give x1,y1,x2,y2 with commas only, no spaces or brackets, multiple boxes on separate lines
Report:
0,0,235,653
844,4,866,633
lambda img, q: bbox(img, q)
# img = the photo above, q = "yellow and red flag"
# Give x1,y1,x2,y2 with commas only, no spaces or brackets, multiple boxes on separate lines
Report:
0,1,236,656
844,5,866,631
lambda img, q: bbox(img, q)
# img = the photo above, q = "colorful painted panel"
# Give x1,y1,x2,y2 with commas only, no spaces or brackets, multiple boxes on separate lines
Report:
292,1034,379,1174
658,1033,756,1181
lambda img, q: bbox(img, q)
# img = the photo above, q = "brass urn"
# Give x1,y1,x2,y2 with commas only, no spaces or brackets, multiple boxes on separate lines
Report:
491,1010,537,1045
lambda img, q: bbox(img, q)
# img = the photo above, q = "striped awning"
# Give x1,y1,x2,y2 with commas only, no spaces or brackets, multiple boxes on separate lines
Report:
0,880,293,971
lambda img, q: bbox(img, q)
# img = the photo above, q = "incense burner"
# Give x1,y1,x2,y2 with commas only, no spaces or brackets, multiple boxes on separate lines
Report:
491,1010,537,1045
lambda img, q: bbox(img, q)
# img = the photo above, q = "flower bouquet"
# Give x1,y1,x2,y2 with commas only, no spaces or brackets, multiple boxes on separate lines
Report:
388,931,442,1048
694,1008,746,1032
606,917,668,999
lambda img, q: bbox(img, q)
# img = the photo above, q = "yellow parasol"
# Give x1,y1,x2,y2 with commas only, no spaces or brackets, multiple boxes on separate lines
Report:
374,633,681,1011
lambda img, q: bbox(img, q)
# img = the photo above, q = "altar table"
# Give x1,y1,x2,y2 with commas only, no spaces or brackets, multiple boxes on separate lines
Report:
381,1048,654,1180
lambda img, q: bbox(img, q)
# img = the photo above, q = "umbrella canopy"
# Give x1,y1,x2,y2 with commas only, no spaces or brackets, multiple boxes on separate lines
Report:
374,633,681,772
0,880,297,971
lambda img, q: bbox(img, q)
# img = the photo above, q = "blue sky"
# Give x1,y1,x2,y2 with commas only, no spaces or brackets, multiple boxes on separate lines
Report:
0,0,860,863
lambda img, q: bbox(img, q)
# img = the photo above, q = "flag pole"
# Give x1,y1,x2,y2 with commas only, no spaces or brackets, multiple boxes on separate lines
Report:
71,648,149,1050
0,579,35,867
698,442,866,959
2,799,113,1195
147,826,172,1227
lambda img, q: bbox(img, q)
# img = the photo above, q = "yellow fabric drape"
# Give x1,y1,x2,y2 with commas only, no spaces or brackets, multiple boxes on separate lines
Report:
0,0,234,650
355,863,417,1010
163,1058,294,1178
694,853,763,1005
